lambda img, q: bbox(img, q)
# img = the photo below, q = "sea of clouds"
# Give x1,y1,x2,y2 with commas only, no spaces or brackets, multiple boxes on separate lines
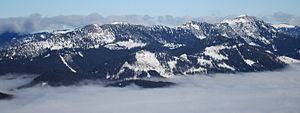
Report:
1,64,300,113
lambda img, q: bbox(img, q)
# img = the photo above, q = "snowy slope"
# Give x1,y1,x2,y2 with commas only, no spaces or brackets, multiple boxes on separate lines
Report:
1,15,300,86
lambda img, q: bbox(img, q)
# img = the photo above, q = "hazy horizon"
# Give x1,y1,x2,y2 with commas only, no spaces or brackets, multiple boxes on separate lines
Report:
1,13,299,35
1,0,300,34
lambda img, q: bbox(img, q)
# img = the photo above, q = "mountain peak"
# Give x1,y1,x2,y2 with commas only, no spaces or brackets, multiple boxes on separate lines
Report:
111,22,129,25
180,21,212,30
237,14,248,18
184,20,199,24
180,21,200,29
82,24,100,29
221,15,262,25
81,24,102,32
235,14,256,19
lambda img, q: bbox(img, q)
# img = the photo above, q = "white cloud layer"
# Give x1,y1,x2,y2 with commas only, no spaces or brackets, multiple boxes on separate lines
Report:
1,12,300,35
1,64,300,113
0,13,223,34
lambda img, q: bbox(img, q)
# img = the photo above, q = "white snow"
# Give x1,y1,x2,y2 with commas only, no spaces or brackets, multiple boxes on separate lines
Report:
2,23,118,58
105,72,111,79
104,44,123,50
59,55,77,73
217,62,235,71
104,39,146,50
87,28,115,44
272,24,295,29
244,59,256,66
221,15,273,45
167,60,177,71
221,33,229,38
265,50,273,54
111,22,129,25
248,42,260,46
118,50,171,78
221,18,250,25
44,54,50,58
50,45,63,50
163,43,185,49
94,44,100,48
271,28,277,33
116,39,147,49
277,56,300,64
12,51,16,56
260,37,271,44
91,24,100,28
184,67,207,74
272,45,278,51
53,29,73,34
40,35,46,39
204,45,233,60
237,14,247,18
197,57,213,67
180,54,189,61
180,21,200,30
195,34,207,40
78,52,83,57
191,23,200,30
41,82,47,86
179,22,207,40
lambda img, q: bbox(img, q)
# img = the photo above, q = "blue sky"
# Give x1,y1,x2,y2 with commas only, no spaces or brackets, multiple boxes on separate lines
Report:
1,0,299,18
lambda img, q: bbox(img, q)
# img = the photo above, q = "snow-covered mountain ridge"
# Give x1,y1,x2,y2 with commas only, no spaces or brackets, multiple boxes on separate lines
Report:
1,15,300,86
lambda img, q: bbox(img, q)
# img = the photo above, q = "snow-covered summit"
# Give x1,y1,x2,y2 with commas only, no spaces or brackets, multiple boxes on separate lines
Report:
220,15,277,45
221,14,263,25
179,21,215,39
237,14,248,18
111,22,129,25
179,21,206,30
272,24,295,29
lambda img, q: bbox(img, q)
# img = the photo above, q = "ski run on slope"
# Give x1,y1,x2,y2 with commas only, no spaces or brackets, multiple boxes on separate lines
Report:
59,55,77,73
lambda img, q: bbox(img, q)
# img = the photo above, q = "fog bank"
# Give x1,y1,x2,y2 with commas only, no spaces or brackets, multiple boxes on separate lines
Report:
1,64,300,113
